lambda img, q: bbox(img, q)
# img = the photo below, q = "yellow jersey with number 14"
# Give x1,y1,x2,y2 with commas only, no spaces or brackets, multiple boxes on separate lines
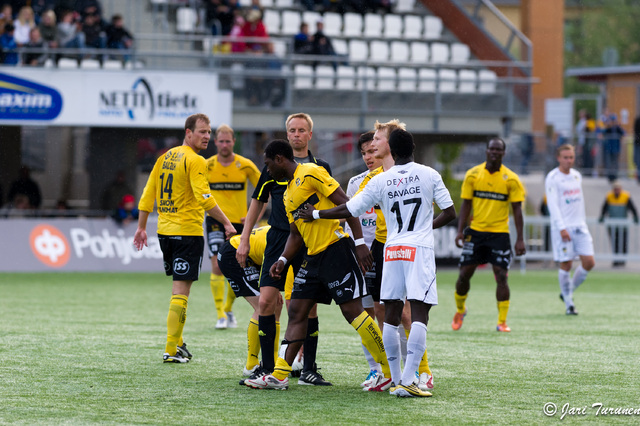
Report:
139,145,218,236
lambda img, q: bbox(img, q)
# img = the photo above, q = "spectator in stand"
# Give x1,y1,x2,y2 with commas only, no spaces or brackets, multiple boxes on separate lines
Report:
8,166,42,209
81,9,106,54
228,14,245,53
238,9,268,52
0,4,13,36
106,13,133,60
602,113,625,183
38,9,59,48
75,0,102,19
24,26,48,66
293,22,313,54
0,22,18,64
112,194,140,226
30,0,57,18
101,170,133,212
13,5,34,45
57,9,85,50
206,0,238,36
599,180,639,267
311,18,336,69
248,0,263,14
300,0,330,12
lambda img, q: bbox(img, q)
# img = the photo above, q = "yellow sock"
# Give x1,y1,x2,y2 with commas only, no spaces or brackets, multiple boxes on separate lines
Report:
274,321,280,362
497,300,510,324
247,319,260,370
165,295,188,355
405,327,431,375
455,292,468,314
210,274,226,319
223,281,236,313
351,311,390,378
272,357,292,380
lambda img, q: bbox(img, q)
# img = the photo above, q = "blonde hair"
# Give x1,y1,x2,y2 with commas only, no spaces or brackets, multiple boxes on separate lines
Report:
41,9,56,25
215,123,235,138
17,6,35,25
374,119,407,138
556,143,574,156
286,113,313,132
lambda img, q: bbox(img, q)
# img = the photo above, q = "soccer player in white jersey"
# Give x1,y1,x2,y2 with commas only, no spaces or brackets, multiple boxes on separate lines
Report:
545,144,595,315
300,129,456,397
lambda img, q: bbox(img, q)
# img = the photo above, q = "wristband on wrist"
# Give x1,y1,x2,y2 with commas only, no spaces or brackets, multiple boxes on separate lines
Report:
278,256,288,265
354,238,366,246
312,209,321,220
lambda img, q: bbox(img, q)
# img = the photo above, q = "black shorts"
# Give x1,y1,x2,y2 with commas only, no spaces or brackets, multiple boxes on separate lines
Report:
259,227,304,291
365,239,384,302
459,228,512,270
217,241,260,298
158,234,204,281
291,238,366,305
205,217,243,257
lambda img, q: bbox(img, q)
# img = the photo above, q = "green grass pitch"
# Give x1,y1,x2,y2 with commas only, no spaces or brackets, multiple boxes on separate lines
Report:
1,269,639,424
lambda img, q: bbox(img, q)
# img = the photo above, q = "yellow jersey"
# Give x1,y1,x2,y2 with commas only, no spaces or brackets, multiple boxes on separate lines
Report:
357,166,387,244
284,163,347,255
138,145,218,236
229,225,270,265
206,154,261,223
461,162,526,233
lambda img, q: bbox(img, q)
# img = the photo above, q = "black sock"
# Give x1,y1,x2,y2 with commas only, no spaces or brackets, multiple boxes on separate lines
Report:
303,317,319,372
258,314,276,372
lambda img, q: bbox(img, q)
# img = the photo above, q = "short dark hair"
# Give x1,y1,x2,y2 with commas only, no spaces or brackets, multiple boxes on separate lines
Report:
184,113,210,132
357,131,374,152
388,128,415,159
487,137,506,150
265,139,294,161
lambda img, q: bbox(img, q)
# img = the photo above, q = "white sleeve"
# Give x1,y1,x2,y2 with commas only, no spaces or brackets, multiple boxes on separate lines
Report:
432,170,454,210
346,179,379,218
346,178,357,199
545,173,566,230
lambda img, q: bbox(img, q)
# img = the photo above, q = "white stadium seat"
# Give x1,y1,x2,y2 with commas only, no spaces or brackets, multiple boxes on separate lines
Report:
394,0,415,13
357,66,376,90
263,10,280,34
80,59,101,69
410,41,429,63
176,7,197,33
369,40,389,62
458,69,477,93
363,14,383,38
478,69,498,94
438,68,457,93
275,0,294,7
57,58,78,69
397,67,417,92
336,66,357,90
424,16,443,39
332,39,348,56
418,68,436,92
404,15,423,39
103,60,124,70
294,64,314,89
349,40,369,62
430,42,449,63
390,41,410,63
377,67,397,91
315,66,335,89
302,11,321,33
451,43,471,64
383,14,402,39
323,12,342,37
342,13,363,38
281,11,301,35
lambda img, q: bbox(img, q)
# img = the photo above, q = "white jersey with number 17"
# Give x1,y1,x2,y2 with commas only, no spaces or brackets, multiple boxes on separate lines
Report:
346,162,453,248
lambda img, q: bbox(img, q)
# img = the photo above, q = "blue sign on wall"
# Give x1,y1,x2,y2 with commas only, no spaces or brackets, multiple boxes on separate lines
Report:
0,72,63,121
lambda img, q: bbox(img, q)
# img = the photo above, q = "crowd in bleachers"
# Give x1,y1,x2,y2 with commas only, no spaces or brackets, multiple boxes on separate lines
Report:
0,0,133,66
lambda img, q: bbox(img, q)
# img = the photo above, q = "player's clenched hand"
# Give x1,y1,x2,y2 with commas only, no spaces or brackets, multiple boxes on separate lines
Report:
298,203,315,221
236,239,249,268
224,223,237,240
454,231,465,248
514,239,526,256
133,228,147,251
270,259,285,279
560,229,571,242
355,245,373,272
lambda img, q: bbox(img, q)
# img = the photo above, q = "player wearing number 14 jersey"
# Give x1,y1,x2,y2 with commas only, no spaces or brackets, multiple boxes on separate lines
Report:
300,129,456,397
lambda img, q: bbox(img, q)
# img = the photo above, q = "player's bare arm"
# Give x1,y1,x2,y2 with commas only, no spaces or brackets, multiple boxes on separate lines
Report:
298,202,351,220
455,199,473,248
511,201,526,256
269,222,304,279
236,198,265,267
433,205,457,230
133,210,151,250
207,205,237,239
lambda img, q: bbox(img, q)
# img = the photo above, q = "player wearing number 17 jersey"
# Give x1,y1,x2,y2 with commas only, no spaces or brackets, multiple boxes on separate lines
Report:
300,129,456,397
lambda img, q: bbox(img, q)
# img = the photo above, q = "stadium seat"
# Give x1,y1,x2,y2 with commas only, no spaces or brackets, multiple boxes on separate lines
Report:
302,11,321,33
363,14,383,38
230,63,245,90
80,59,101,69
438,68,457,93
323,13,342,37
390,41,410,63
404,15,423,39
418,68,436,92
342,13,363,38
281,11,301,35
294,64,314,89
315,65,335,89
336,66,357,90
263,9,280,34
451,43,471,64
332,38,348,56
424,16,443,40
43,58,55,68
430,42,449,63
275,0,294,7
458,69,477,93
349,40,369,62
357,66,376,90
272,40,287,56
394,0,415,13
478,69,497,94
397,67,417,92
383,14,402,39
369,40,389,62
261,0,274,6
103,60,124,70
377,67,397,91
410,41,429,63
176,7,197,33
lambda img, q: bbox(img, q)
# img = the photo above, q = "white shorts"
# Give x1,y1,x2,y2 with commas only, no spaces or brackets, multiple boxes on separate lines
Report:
551,225,595,262
380,244,438,305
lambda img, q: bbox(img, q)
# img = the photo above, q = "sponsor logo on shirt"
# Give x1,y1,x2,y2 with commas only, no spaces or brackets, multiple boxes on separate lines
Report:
473,190,508,201
210,182,244,190
385,245,416,262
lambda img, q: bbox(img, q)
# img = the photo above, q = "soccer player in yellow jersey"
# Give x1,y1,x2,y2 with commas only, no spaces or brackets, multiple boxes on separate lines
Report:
205,124,261,330
452,138,526,332
133,113,236,363
245,140,393,391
